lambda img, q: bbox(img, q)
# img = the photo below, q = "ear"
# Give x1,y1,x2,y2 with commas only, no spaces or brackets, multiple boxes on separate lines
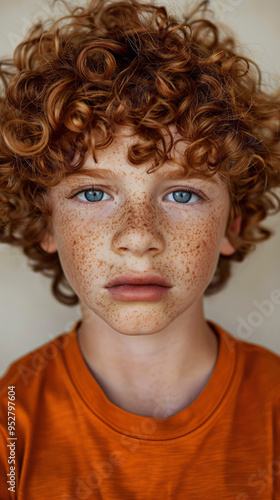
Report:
220,208,242,256
39,231,58,254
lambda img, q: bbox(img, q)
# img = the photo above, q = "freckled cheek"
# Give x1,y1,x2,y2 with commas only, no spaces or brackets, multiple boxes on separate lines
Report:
52,212,108,287
171,215,225,285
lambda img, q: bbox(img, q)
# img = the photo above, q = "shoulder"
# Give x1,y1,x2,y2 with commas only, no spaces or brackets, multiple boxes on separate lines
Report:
234,334,280,373
0,327,77,467
219,324,280,398
0,327,78,442
210,320,280,403
0,328,75,406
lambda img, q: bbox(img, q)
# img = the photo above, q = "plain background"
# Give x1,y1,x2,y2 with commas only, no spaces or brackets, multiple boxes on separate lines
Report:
0,0,279,377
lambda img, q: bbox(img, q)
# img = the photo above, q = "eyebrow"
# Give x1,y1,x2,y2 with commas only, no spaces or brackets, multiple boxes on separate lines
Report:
65,168,118,180
65,166,218,184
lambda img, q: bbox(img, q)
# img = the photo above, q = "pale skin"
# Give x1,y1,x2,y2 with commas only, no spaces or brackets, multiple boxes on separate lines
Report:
40,128,241,418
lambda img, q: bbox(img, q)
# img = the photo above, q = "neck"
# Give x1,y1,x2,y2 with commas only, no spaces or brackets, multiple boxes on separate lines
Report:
77,300,219,418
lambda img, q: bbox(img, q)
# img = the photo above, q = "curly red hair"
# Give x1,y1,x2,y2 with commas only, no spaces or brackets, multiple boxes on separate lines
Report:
0,0,280,305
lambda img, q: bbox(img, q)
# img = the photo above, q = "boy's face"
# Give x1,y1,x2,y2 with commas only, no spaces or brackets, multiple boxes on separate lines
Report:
40,129,239,335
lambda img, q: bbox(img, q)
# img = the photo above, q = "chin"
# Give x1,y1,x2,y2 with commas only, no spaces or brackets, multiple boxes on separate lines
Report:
106,315,172,336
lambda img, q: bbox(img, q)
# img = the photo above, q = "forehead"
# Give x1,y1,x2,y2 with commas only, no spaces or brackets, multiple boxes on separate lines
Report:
65,126,222,186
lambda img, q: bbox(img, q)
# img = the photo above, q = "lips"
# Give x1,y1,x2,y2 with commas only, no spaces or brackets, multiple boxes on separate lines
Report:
105,272,172,288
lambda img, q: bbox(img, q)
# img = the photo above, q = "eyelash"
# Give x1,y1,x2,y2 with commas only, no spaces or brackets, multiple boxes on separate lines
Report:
67,185,206,205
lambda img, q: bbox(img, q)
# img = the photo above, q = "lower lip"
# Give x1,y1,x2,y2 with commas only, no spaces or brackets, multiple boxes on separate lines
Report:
106,284,171,301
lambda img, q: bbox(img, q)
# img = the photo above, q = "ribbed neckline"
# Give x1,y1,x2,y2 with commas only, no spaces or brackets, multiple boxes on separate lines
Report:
64,319,237,441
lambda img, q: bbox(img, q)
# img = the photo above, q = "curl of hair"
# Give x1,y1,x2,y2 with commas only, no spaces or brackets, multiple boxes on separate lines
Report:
0,0,280,305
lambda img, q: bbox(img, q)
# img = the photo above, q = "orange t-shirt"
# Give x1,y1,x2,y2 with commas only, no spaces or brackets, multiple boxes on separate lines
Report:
0,319,279,499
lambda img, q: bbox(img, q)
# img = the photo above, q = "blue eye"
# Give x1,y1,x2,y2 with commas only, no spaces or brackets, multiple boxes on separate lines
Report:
75,189,112,203
164,190,200,204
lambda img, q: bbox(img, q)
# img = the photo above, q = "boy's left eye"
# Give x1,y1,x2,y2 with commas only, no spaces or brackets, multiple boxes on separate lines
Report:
164,190,200,204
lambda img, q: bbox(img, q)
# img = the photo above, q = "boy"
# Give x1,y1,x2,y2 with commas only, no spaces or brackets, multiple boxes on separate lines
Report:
0,0,280,498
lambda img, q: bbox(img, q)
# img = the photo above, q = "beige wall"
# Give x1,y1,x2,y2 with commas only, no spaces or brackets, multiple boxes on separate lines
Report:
0,0,279,376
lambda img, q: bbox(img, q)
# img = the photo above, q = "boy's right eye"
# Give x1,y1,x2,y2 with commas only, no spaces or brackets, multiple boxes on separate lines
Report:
69,188,113,203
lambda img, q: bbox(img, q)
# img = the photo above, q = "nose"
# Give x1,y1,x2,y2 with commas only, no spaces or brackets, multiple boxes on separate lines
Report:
111,204,165,257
